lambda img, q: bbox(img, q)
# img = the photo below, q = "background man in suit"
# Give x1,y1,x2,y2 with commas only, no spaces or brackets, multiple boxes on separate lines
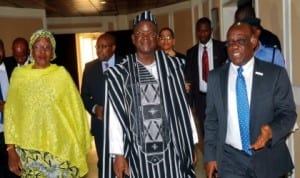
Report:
185,17,227,149
81,32,123,178
240,17,285,67
234,4,282,51
0,39,19,178
5,37,30,67
204,22,296,178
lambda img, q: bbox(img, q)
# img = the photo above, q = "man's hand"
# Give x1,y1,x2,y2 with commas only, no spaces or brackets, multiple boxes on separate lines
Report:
95,105,104,120
113,155,129,178
185,83,192,93
7,145,22,176
193,147,198,165
251,125,272,150
205,161,217,178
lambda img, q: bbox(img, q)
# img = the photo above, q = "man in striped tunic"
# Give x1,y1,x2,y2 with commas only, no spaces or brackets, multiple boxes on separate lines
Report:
102,10,198,178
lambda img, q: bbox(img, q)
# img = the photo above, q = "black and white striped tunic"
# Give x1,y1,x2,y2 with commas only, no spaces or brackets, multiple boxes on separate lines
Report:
102,50,195,178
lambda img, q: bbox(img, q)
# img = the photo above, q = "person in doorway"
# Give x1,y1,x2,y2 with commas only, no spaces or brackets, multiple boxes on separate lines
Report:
81,32,123,178
185,17,227,148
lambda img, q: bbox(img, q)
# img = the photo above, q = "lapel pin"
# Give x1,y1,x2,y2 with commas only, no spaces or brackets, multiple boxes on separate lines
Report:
255,71,263,76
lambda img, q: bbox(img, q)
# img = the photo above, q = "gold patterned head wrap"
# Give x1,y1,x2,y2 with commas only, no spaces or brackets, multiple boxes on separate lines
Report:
29,29,56,61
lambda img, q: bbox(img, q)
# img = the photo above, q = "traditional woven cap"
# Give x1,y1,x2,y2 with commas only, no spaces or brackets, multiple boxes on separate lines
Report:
133,10,157,27
29,29,56,61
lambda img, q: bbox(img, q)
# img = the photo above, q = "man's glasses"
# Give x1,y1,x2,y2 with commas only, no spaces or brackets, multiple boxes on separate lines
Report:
134,31,157,38
225,38,251,47
95,45,112,49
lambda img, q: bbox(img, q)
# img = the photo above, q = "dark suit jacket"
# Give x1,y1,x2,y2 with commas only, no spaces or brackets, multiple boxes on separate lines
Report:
260,28,282,51
185,39,227,119
81,55,123,136
204,59,296,178
1,56,19,178
3,57,17,79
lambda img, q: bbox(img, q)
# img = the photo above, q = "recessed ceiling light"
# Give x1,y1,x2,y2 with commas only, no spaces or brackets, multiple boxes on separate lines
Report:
100,1,106,4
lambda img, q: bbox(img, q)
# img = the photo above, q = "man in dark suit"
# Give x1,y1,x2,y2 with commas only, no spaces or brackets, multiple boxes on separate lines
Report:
1,38,29,178
81,32,123,178
185,17,227,144
5,37,30,67
204,22,296,178
234,4,282,51
0,39,19,178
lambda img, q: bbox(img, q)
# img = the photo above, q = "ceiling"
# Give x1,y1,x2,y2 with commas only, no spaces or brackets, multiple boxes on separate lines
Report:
0,0,189,17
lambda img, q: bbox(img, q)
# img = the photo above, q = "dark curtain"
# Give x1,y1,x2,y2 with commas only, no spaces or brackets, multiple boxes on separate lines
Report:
53,34,79,88
108,29,136,57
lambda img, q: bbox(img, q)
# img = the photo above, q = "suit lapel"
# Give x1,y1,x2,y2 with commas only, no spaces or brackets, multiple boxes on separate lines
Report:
249,59,265,138
98,60,104,74
193,44,200,82
220,64,229,119
213,40,222,68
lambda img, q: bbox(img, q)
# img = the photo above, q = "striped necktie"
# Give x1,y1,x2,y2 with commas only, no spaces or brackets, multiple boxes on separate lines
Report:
202,46,209,82
236,67,252,155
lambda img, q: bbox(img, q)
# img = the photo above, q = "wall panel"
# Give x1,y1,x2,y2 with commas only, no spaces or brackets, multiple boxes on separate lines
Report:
174,9,193,54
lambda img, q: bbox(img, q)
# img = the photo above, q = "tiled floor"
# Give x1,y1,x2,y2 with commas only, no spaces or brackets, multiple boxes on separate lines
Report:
84,141,206,178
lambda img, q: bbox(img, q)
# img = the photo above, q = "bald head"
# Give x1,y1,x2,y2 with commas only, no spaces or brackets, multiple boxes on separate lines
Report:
98,33,116,45
95,33,116,61
12,37,29,65
227,22,254,37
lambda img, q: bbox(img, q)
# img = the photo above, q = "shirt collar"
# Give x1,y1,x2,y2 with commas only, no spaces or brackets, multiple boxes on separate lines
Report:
0,62,5,71
254,41,264,54
200,38,212,48
230,56,255,75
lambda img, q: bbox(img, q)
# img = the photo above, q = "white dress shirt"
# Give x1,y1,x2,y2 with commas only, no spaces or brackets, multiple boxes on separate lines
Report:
102,54,115,72
225,57,254,150
198,39,214,92
0,63,9,132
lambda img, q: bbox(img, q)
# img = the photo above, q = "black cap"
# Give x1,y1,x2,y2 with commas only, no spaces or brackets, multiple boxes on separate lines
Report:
133,10,157,27
240,17,261,28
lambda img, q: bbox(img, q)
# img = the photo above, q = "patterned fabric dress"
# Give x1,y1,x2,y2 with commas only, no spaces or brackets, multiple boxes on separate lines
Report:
4,64,91,177
16,146,79,178
102,50,195,178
